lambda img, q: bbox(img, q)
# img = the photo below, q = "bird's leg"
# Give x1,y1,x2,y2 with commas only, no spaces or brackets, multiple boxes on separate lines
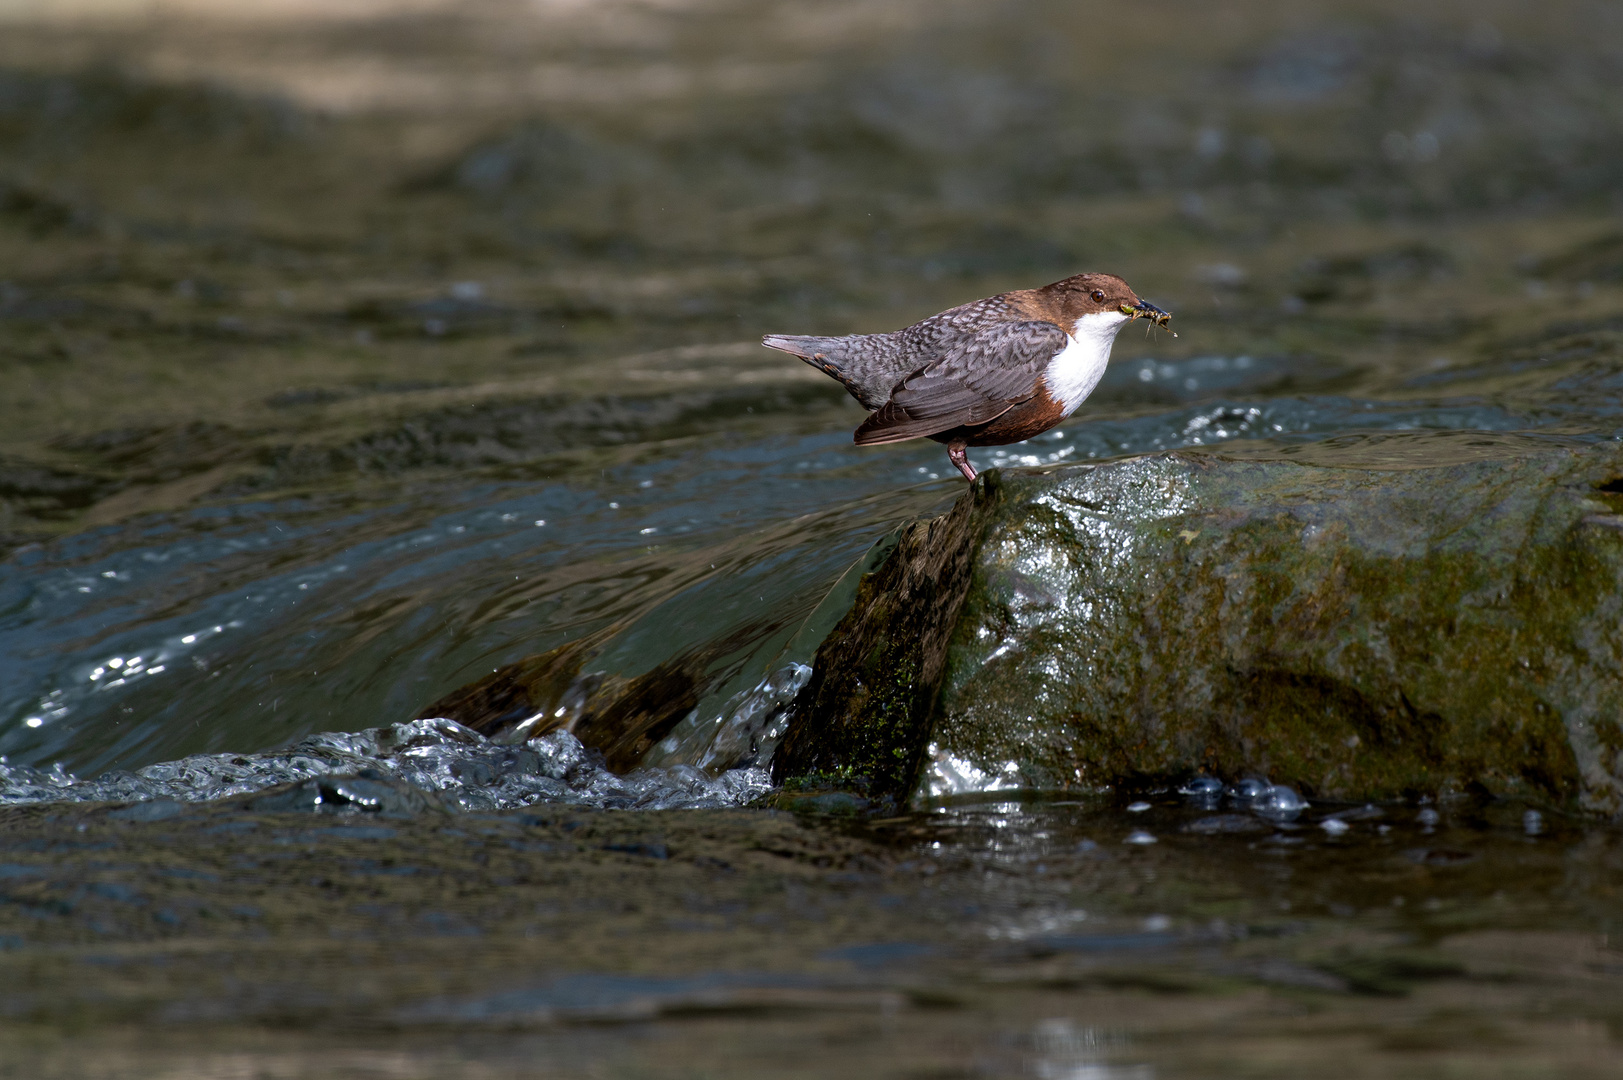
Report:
947,439,977,482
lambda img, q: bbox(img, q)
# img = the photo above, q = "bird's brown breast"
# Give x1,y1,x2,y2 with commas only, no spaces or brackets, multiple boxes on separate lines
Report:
930,378,1069,447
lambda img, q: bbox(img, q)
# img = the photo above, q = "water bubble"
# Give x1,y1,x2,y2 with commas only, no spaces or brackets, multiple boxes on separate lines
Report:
1261,785,1306,814
1320,818,1350,836
1523,809,1544,836
1179,776,1223,797
1142,914,1172,932
1417,808,1440,830
1124,830,1157,845
1231,777,1271,800
1126,801,1151,813
1181,777,1223,808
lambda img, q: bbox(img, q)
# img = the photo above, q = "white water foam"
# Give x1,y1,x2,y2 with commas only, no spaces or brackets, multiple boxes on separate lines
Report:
0,718,772,812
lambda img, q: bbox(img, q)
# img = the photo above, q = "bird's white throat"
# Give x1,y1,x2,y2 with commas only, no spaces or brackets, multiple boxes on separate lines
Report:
1046,310,1130,414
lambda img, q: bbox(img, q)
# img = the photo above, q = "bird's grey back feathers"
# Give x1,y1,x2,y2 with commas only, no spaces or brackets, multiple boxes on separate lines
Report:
762,296,1039,410
852,319,1069,443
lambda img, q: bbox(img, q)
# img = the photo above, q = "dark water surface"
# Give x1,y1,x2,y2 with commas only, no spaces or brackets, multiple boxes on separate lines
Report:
0,0,1621,1073
1,789,1620,1078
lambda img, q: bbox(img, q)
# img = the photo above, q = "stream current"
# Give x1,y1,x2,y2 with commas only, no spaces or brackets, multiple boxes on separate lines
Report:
1,354,1604,811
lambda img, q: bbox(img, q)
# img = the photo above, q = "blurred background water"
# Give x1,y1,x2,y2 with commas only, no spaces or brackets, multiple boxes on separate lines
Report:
0,0,1621,785
1,4,1622,1077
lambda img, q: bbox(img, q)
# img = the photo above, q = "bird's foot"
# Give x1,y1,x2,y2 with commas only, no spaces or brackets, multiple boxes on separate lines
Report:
947,440,977,482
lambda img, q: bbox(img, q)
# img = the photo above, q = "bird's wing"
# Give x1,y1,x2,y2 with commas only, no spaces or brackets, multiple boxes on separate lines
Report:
853,320,1069,445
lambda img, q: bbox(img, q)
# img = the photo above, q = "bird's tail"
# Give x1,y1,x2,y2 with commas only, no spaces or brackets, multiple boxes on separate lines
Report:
762,332,862,392
762,332,899,409
761,334,843,362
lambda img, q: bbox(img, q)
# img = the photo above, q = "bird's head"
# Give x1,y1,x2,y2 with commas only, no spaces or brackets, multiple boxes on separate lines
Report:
1045,272,1176,336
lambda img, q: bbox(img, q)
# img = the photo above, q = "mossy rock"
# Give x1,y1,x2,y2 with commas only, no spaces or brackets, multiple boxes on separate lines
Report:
771,509,980,811
777,434,1623,813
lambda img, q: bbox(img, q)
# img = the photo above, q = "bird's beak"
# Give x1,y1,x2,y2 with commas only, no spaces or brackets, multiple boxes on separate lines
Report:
1120,299,1176,336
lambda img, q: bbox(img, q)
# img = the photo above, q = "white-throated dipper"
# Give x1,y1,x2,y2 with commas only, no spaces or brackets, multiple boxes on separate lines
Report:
763,272,1173,481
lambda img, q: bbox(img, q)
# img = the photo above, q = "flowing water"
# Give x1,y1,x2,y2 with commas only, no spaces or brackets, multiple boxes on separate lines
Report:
0,0,1621,1073
3,373,1602,802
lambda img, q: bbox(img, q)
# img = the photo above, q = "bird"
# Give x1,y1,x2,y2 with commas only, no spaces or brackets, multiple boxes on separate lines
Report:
762,273,1173,482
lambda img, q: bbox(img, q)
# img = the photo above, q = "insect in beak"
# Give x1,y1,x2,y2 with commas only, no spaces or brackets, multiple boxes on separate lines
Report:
1121,300,1176,337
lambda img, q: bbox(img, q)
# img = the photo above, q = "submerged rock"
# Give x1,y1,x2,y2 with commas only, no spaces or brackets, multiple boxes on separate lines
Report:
776,434,1623,813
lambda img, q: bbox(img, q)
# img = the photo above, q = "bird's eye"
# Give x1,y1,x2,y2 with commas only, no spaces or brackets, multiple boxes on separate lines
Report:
1090,289,1106,303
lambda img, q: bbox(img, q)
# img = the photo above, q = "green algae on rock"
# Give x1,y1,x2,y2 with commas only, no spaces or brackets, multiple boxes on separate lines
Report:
769,512,979,809
780,435,1623,813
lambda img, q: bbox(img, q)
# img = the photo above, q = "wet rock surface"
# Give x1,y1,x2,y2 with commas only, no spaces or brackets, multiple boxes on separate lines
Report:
769,515,976,809
784,436,1623,812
